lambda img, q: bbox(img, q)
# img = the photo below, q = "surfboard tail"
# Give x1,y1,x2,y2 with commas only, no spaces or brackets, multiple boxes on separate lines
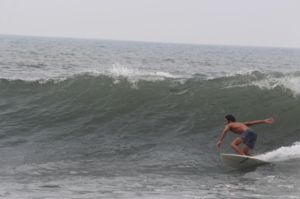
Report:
221,153,269,169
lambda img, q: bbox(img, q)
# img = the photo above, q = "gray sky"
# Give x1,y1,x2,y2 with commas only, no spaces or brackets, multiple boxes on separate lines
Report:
1,0,300,48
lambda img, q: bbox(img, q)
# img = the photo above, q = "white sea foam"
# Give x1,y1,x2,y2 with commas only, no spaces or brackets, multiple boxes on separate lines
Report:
256,142,300,162
106,65,183,82
251,75,300,96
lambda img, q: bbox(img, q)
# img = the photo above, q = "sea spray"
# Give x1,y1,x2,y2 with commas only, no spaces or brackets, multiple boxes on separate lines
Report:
256,142,300,162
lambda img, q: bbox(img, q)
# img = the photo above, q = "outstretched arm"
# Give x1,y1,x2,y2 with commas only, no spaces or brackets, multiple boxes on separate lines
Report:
243,118,274,126
216,125,230,149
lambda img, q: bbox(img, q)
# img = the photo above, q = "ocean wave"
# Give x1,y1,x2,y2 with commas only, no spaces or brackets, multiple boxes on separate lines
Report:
1,70,300,93
2,69,300,103
0,71,300,166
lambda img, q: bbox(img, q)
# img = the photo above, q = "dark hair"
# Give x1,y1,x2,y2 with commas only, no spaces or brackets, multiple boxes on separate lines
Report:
225,114,236,122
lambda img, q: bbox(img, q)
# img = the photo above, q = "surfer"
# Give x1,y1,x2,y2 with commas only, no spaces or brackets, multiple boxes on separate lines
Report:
216,114,274,156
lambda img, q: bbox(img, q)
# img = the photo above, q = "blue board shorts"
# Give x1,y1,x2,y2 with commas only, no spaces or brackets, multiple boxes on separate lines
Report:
241,129,257,149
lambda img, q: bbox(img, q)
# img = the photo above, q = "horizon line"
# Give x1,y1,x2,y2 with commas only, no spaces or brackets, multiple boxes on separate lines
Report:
1,33,299,50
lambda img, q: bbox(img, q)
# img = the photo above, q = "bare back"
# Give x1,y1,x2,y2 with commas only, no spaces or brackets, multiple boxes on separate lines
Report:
227,122,249,134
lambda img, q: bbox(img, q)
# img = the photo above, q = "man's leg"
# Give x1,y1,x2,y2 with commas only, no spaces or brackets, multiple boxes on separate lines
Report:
230,138,245,155
242,146,251,156
242,132,256,156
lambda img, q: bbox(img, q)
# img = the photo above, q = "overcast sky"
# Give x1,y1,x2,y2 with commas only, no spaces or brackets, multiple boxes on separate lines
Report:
0,0,299,48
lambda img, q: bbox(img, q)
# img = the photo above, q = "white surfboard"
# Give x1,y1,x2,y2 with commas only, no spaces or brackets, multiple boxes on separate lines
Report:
220,153,269,169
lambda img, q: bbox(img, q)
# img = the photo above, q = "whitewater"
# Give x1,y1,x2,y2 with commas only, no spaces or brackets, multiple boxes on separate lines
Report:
1,35,300,198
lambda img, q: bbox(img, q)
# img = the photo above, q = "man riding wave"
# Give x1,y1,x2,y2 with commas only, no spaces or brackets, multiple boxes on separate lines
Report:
216,114,274,156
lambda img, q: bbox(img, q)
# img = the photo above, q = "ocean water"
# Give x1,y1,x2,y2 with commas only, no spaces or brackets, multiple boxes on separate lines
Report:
1,35,300,198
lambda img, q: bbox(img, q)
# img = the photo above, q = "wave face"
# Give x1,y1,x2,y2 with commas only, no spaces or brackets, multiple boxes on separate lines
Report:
1,35,300,198
1,73,300,166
